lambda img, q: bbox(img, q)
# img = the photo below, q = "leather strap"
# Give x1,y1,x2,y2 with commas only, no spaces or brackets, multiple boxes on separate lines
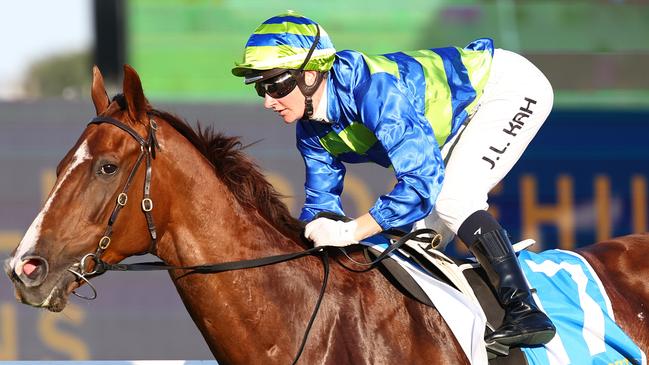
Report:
87,116,159,256
296,24,325,119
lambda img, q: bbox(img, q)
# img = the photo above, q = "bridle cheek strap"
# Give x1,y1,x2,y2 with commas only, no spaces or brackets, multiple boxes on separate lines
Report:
86,116,160,260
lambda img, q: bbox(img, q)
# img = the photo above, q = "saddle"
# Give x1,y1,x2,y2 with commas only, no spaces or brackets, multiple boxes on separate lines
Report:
313,212,528,364
363,233,532,365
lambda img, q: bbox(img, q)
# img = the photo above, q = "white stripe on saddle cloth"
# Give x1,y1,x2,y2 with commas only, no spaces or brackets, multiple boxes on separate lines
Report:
519,249,647,365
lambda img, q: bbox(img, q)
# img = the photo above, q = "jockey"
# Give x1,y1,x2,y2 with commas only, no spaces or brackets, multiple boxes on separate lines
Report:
232,11,556,348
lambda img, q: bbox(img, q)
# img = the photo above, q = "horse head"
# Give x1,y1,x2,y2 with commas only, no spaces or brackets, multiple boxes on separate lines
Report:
5,65,172,311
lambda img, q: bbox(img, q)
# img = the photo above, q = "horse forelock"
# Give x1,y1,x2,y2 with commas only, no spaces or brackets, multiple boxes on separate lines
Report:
111,94,128,111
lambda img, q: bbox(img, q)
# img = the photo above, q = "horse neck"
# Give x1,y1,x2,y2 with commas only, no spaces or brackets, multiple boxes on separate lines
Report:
153,121,302,266
149,121,324,361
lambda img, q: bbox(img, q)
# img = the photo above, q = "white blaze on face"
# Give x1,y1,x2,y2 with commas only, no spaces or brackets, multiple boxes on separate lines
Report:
10,140,92,275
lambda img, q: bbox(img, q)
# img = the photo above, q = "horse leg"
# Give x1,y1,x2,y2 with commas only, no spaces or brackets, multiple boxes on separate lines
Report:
578,234,649,352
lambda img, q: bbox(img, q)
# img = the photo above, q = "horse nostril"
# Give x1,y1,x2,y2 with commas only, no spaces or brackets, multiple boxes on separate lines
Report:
16,256,49,287
22,258,43,279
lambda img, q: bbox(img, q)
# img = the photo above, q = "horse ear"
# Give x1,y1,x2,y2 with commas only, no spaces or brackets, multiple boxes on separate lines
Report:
122,64,149,123
91,65,110,115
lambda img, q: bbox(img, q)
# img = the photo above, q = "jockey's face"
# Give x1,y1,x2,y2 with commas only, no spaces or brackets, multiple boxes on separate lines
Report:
262,71,320,124
262,80,304,124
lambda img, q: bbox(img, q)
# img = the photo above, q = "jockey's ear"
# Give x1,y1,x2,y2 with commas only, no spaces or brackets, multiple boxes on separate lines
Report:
303,70,319,87
91,65,109,115
122,64,149,124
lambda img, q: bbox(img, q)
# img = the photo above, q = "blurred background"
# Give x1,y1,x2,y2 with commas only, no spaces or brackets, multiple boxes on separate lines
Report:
1,0,648,360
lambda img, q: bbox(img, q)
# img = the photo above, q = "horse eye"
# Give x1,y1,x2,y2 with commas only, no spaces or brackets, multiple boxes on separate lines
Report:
100,164,119,175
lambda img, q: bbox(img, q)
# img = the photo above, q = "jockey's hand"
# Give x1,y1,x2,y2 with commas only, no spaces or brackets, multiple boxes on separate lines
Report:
304,217,359,248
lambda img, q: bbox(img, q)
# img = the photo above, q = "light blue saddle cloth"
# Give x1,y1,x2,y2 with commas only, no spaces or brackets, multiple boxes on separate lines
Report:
518,249,646,365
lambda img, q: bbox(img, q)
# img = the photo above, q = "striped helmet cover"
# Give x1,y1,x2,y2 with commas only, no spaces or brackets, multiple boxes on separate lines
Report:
232,11,336,77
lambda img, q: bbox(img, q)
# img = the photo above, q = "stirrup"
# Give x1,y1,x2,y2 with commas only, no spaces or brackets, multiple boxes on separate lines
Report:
486,340,510,359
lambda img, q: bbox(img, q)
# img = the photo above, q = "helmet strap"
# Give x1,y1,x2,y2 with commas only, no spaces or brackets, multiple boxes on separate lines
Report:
294,24,325,119
297,71,326,119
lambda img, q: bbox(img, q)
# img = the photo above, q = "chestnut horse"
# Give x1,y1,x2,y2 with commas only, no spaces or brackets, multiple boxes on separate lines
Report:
5,65,649,364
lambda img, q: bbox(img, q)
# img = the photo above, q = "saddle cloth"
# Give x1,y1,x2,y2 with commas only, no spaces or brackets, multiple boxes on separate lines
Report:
363,240,647,365
519,249,646,365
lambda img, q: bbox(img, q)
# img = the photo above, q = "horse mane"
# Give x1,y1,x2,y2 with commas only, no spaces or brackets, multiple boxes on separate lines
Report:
110,94,305,242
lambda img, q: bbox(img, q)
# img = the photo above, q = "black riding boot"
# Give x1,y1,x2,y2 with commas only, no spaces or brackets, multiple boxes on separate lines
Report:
469,229,556,346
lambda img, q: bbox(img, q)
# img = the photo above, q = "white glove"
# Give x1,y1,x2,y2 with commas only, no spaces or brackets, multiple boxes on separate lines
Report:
304,218,359,247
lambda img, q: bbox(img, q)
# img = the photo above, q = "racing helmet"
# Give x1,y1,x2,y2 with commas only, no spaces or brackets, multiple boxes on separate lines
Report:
232,10,336,85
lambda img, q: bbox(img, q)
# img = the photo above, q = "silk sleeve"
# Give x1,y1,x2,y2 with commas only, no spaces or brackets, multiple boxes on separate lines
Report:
356,75,445,230
296,121,346,222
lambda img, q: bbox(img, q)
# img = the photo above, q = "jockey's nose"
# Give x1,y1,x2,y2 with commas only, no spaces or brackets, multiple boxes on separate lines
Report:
263,94,276,109
14,256,49,287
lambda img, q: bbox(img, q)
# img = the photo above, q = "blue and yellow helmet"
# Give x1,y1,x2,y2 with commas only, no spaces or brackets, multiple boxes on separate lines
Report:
232,11,336,83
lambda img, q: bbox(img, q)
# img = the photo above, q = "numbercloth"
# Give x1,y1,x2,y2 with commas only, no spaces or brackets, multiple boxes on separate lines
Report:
519,249,646,365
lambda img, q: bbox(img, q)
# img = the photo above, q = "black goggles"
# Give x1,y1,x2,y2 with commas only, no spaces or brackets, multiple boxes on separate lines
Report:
254,71,298,99
252,25,321,100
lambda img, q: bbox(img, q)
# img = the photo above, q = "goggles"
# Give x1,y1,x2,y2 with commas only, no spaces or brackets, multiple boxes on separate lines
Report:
251,25,322,100
254,71,298,99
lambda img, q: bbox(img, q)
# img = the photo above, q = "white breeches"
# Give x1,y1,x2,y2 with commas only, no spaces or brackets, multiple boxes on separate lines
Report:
416,49,554,247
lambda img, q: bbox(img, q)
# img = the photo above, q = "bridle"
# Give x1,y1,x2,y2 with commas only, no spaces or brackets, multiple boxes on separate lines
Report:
67,115,160,300
63,113,436,365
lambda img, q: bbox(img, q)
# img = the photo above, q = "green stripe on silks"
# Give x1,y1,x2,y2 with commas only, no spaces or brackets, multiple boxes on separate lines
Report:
319,123,378,157
339,122,378,153
319,131,351,156
403,50,453,148
240,45,336,71
458,47,493,117
361,54,400,78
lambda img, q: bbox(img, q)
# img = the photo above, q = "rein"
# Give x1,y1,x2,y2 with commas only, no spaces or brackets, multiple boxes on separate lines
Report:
68,115,435,364
83,230,431,365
